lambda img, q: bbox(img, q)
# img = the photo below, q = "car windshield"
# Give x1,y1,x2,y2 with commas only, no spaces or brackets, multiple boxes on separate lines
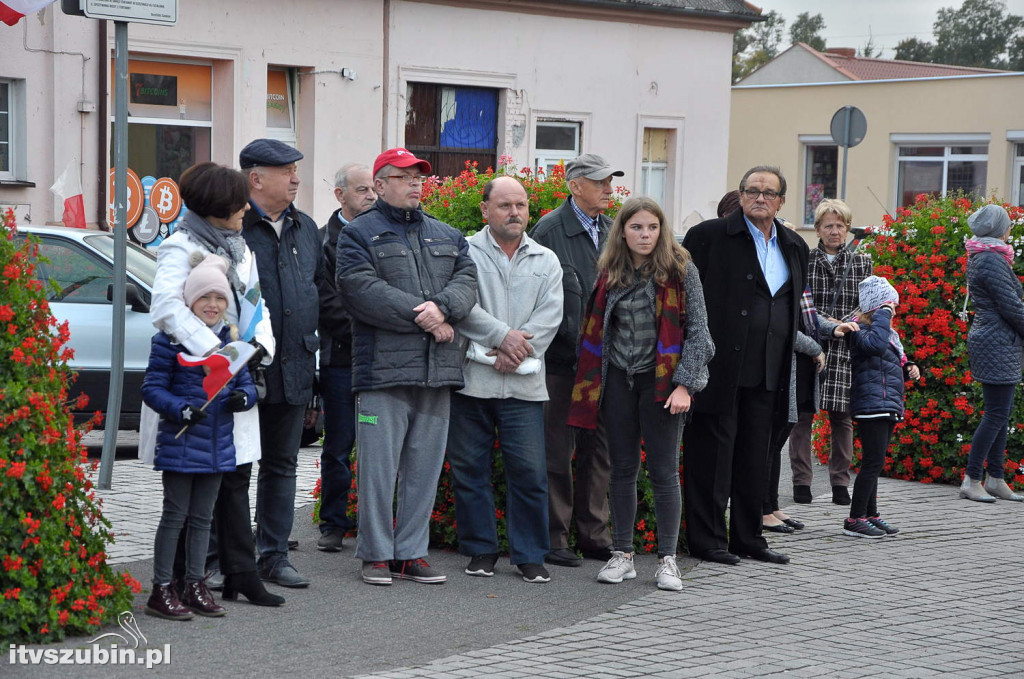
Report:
84,235,157,288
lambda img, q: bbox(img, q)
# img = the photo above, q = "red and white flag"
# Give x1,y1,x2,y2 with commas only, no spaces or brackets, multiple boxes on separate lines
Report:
177,341,258,402
49,159,87,229
0,0,58,26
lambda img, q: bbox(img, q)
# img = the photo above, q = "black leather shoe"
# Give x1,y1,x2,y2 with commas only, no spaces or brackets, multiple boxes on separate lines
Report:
782,517,805,530
287,539,299,550
580,546,614,561
793,485,813,503
739,548,790,564
695,549,741,565
832,486,852,505
763,523,795,534
544,548,583,567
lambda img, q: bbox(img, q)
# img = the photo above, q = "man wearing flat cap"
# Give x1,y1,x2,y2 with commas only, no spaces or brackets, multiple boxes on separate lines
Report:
337,148,477,586
239,138,325,588
530,153,623,568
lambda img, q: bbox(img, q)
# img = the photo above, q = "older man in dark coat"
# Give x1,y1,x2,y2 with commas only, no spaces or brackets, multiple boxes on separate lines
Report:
681,165,809,566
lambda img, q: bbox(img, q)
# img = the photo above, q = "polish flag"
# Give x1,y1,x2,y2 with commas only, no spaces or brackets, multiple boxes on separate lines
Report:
0,0,58,26
49,159,87,229
177,341,258,402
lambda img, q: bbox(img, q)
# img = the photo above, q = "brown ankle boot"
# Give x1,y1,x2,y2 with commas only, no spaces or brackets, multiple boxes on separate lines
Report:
145,584,195,621
182,580,226,617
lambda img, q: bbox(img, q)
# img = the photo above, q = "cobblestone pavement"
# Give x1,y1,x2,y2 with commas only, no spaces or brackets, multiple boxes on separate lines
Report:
84,432,323,565
354,479,1024,679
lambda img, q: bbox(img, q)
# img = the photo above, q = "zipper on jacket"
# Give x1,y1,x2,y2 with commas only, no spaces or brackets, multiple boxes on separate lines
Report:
292,246,300,269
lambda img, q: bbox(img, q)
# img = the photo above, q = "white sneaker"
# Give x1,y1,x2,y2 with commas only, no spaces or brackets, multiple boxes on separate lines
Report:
655,555,683,591
596,551,636,584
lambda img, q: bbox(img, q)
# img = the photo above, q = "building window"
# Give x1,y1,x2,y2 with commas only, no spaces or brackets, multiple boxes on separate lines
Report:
0,78,26,181
1013,143,1024,207
804,145,837,225
534,121,580,175
266,67,296,145
640,128,671,207
405,82,497,178
110,59,212,182
896,144,987,207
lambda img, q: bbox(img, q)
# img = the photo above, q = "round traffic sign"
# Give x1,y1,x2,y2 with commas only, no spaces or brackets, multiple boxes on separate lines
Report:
107,168,144,228
830,106,867,148
150,177,182,223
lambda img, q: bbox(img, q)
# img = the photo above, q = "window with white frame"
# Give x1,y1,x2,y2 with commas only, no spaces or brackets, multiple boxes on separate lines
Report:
803,144,837,225
895,139,988,208
0,79,24,181
640,128,671,207
1013,142,1023,207
534,121,580,175
266,67,297,145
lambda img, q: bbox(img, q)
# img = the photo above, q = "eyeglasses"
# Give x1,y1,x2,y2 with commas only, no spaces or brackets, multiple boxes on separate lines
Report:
381,175,428,185
740,188,782,201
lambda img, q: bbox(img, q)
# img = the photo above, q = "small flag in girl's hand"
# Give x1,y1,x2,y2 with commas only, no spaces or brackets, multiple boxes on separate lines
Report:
178,341,257,401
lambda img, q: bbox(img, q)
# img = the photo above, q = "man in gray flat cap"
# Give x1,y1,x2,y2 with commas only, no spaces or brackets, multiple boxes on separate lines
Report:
529,153,623,568
239,138,325,588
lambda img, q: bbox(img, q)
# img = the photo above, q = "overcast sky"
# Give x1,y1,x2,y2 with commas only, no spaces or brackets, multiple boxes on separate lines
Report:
753,0,1024,58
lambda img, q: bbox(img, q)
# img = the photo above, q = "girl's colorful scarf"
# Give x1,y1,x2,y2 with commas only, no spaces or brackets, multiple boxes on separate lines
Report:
567,270,686,430
966,236,1014,267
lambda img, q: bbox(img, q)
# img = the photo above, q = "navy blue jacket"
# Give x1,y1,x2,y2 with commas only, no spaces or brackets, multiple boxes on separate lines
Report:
846,309,912,418
967,250,1024,385
242,204,325,405
336,198,477,392
142,326,257,473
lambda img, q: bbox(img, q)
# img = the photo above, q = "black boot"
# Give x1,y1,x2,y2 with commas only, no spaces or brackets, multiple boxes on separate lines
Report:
832,485,852,506
222,571,285,607
793,485,812,503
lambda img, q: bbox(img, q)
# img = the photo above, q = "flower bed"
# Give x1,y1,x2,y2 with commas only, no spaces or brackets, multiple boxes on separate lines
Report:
812,193,1024,488
0,208,140,643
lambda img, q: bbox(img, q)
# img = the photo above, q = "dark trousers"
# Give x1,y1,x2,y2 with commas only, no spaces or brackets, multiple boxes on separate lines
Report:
255,401,306,570
319,365,356,533
966,382,1016,481
763,421,796,514
683,386,781,556
850,418,895,519
544,373,611,552
154,471,221,585
603,367,684,557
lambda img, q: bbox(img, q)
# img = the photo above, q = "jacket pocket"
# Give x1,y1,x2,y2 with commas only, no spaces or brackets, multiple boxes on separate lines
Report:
425,242,458,280
303,333,319,354
372,241,412,280
559,265,584,341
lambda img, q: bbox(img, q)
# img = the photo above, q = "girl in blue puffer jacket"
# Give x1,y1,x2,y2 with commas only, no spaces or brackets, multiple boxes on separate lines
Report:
842,275,920,539
142,253,257,621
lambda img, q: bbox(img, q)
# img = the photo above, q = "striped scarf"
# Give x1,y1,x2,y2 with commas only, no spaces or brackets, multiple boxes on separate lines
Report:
567,270,686,430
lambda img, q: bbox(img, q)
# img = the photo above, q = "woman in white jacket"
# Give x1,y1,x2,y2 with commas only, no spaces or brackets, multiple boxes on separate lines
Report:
142,162,282,606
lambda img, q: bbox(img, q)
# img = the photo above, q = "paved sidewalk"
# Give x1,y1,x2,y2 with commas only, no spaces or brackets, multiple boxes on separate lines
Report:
355,479,1024,679
8,441,1024,678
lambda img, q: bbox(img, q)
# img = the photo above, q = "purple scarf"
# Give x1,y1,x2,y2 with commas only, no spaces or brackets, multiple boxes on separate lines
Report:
966,237,1014,266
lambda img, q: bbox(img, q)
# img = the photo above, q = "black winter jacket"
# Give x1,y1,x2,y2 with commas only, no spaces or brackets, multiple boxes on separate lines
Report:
529,199,610,376
242,203,325,405
846,309,912,418
967,250,1024,385
336,199,477,392
318,209,352,368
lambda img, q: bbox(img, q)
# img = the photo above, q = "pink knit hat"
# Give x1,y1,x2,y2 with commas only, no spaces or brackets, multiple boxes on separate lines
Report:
183,252,232,307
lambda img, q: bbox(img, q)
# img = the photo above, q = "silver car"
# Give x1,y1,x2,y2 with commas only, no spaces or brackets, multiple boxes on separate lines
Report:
16,225,156,429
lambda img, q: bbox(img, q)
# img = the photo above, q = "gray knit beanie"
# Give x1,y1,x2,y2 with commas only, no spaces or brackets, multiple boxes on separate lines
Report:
859,275,899,314
967,204,1011,239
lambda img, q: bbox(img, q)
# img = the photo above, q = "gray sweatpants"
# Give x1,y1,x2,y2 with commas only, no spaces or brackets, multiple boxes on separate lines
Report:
354,386,450,562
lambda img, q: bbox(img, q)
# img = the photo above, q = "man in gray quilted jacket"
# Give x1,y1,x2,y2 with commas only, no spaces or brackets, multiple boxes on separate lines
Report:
337,148,477,587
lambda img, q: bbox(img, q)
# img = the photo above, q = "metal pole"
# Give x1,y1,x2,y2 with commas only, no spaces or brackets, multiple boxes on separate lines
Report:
98,20,128,489
840,106,852,201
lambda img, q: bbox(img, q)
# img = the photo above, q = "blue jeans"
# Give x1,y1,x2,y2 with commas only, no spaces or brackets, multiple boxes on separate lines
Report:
319,365,356,533
255,402,305,571
967,382,1016,481
446,393,549,566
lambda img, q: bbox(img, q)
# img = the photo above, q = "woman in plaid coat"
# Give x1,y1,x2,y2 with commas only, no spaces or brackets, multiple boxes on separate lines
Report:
788,199,872,505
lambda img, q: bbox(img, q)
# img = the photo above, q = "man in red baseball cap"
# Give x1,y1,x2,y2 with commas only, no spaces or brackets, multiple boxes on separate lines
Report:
336,148,478,586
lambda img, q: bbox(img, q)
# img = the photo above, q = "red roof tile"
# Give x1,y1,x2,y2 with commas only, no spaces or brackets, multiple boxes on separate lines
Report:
801,42,1006,81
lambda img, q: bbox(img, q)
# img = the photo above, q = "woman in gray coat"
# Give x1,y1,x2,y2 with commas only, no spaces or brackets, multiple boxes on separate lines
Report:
961,204,1024,502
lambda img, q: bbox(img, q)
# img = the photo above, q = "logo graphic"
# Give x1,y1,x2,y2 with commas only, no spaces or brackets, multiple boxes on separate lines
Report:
357,414,378,425
87,610,147,648
150,177,182,223
107,168,144,228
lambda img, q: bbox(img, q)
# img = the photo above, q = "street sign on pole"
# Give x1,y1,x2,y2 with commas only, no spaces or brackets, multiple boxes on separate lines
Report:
81,0,176,25
830,106,867,201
